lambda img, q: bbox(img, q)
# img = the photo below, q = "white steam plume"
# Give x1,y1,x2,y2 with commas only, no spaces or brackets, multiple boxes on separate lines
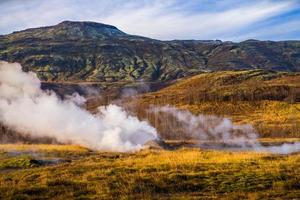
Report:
152,105,300,154
0,61,157,151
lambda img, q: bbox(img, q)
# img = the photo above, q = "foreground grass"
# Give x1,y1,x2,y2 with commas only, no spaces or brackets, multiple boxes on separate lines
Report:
0,144,300,199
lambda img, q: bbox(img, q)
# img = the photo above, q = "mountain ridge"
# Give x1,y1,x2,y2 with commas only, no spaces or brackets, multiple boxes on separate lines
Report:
0,21,300,84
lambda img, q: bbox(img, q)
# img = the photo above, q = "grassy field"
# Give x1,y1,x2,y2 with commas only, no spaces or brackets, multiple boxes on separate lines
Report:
1,70,300,199
0,144,300,199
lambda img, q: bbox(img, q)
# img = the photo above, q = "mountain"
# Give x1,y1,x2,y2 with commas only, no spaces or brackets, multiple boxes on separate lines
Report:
0,21,300,84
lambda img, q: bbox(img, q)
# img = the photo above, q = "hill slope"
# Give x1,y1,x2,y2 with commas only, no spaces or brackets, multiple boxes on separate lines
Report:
0,21,300,84
133,70,300,138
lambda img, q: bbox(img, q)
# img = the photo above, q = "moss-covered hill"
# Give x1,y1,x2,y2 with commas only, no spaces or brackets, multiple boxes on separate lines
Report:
0,21,300,83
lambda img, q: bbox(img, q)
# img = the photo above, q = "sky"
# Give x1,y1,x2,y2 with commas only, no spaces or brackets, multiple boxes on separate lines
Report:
0,0,300,41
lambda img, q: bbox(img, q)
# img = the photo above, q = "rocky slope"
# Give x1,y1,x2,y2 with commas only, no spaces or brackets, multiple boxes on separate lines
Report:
0,21,300,83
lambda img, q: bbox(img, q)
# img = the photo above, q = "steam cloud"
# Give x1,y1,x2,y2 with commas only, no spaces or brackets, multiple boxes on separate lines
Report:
1,61,299,154
0,61,157,151
152,105,300,154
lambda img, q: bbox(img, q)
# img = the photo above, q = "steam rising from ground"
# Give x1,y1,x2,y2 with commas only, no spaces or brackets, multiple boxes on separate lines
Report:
152,106,300,154
1,61,299,154
0,61,157,151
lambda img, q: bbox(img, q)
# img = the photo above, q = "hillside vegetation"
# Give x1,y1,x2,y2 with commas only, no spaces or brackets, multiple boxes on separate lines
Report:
134,70,300,138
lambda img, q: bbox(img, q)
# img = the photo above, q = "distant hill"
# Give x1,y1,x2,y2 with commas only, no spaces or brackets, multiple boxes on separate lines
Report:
133,70,300,138
0,21,300,84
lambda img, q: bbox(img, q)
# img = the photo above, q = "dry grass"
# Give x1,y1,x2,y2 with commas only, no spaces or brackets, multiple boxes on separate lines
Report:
171,101,300,137
0,144,89,152
132,70,300,138
0,144,300,199
1,70,300,199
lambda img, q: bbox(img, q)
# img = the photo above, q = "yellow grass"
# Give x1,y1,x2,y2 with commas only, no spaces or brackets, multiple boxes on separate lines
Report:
0,143,300,199
0,144,89,152
176,101,300,137
133,70,300,138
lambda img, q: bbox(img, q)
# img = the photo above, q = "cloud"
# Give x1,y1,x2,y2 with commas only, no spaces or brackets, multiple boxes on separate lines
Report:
0,0,299,41
103,0,295,40
229,18,300,41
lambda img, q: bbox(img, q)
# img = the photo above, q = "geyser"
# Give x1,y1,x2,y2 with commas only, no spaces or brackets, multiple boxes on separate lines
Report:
0,61,157,151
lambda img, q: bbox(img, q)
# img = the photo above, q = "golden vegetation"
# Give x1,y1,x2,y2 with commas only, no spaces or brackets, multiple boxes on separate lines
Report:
0,144,300,199
0,144,89,152
1,70,300,199
132,70,300,138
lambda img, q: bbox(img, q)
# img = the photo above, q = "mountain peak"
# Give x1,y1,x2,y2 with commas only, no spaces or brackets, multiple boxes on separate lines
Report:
7,21,127,41
57,20,120,31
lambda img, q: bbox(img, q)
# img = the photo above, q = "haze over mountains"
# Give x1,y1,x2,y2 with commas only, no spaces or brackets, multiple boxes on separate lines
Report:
0,21,300,84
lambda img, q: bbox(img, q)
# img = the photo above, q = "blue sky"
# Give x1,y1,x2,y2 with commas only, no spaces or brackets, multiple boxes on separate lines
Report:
0,0,300,41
